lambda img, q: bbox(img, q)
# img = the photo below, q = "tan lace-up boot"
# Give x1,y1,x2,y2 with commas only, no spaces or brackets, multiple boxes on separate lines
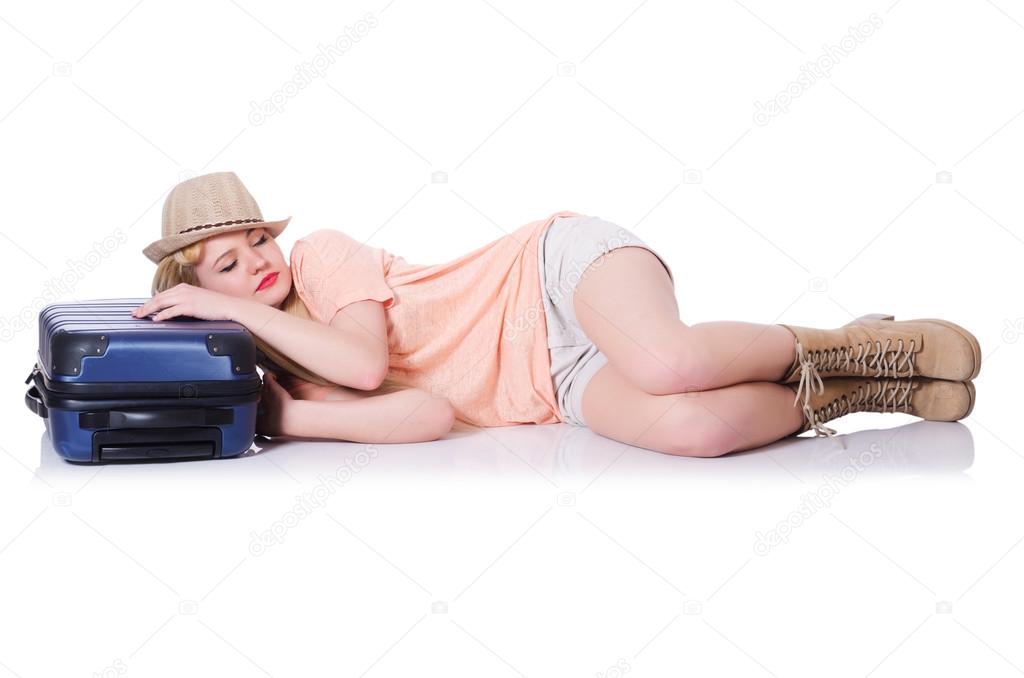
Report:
786,375,976,441
778,313,981,402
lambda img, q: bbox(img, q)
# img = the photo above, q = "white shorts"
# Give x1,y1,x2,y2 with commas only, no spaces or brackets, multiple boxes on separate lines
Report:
537,215,675,427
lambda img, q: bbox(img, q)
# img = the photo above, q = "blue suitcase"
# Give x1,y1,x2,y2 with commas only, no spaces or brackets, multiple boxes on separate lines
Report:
25,298,263,464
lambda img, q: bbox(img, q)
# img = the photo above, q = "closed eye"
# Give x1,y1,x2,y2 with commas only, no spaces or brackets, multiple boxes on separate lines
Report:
220,234,268,273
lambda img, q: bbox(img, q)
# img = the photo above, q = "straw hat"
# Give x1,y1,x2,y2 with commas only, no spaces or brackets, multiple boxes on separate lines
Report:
142,171,291,264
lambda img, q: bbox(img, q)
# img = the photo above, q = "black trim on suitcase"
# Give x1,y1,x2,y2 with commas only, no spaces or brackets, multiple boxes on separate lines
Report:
205,331,258,374
50,331,109,376
78,407,235,430
28,364,261,399
28,372,260,412
25,385,47,419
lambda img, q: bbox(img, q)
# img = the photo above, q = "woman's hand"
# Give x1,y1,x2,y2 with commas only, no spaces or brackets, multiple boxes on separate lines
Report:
256,372,295,438
130,283,241,322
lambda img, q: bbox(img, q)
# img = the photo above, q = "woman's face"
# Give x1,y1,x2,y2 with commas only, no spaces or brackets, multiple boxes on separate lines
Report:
195,227,291,308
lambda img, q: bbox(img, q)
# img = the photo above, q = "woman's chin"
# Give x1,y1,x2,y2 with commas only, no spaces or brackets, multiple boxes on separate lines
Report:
253,287,289,308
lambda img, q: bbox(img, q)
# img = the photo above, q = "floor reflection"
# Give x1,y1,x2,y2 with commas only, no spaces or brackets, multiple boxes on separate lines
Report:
34,418,973,489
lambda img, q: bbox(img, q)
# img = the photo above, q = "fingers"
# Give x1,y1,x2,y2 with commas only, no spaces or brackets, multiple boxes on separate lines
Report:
132,302,160,318
262,372,293,401
151,308,175,322
135,298,177,321
263,373,284,391
133,284,188,317
133,296,160,317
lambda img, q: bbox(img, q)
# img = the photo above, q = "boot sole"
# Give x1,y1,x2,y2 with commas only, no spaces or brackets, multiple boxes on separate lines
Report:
963,380,976,419
852,313,982,381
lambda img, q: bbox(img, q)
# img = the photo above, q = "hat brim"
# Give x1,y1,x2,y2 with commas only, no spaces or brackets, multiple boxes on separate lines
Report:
142,217,291,264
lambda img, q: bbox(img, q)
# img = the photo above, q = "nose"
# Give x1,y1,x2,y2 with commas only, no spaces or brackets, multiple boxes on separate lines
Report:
247,252,271,274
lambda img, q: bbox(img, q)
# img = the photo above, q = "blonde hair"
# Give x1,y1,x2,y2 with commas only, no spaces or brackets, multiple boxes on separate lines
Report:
150,237,407,397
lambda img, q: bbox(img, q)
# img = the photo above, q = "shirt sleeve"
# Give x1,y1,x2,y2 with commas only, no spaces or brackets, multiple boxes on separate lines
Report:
290,229,395,323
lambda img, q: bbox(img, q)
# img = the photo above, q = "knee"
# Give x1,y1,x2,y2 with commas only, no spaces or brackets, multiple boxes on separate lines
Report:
657,400,737,458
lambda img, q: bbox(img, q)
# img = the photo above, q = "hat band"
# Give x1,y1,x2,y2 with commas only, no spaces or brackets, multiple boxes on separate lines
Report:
178,217,263,235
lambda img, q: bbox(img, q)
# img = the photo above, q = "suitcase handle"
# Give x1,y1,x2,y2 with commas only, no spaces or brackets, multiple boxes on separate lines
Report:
99,442,215,461
79,408,234,429
25,385,48,419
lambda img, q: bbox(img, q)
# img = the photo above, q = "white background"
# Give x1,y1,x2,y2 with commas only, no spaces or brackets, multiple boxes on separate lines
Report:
3,0,1024,675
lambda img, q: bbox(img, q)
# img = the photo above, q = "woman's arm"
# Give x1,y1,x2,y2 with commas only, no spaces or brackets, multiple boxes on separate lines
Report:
282,388,456,443
262,373,455,443
231,299,384,390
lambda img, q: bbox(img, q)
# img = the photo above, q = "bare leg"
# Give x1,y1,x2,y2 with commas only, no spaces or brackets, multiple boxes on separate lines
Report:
581,360,804,457
573,246,795,395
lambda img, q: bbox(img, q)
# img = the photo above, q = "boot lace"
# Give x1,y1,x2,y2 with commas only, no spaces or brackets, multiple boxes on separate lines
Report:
795,377,915,440
792,336,917,390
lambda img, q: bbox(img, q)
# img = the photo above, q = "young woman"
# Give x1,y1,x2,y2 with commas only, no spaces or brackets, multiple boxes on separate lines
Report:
136,171,981,455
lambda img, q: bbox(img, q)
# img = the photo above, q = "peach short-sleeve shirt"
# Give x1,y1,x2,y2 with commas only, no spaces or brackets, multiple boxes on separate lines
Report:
281,210,587,427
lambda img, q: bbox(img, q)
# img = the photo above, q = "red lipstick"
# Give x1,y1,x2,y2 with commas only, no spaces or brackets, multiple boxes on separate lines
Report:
256,272,278,292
